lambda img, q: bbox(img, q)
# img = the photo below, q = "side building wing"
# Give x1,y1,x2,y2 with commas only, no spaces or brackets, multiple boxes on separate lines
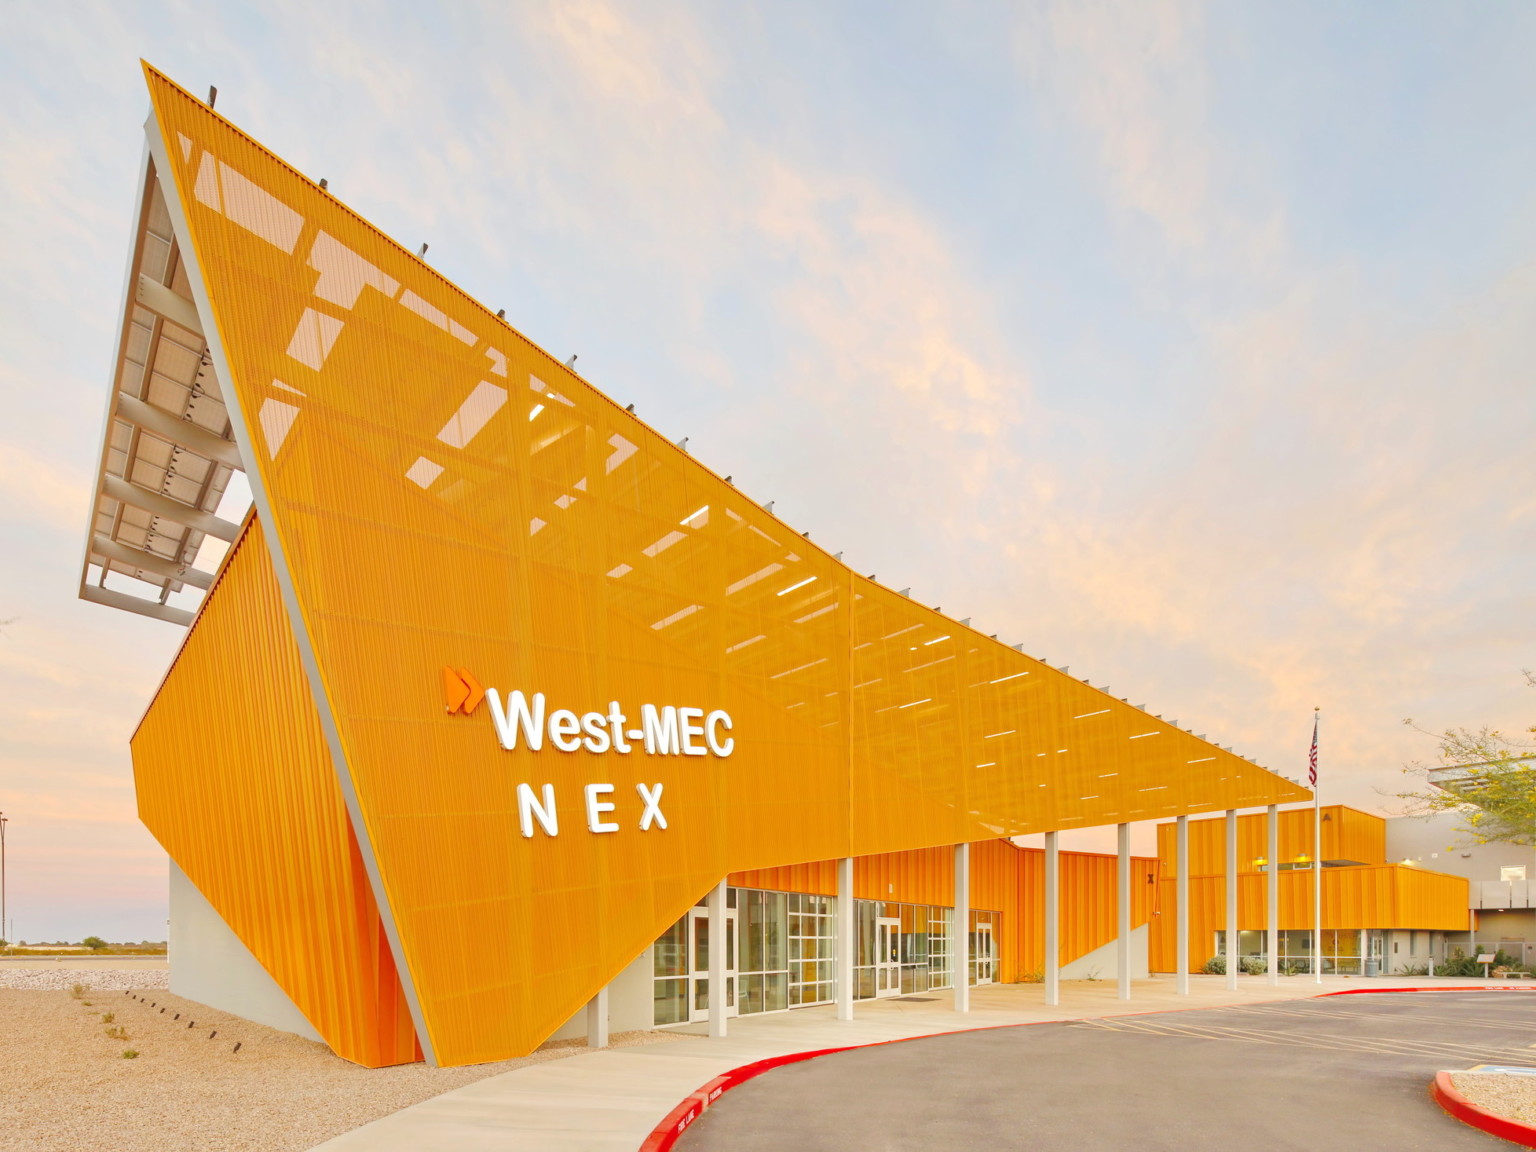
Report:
133,517,419,1066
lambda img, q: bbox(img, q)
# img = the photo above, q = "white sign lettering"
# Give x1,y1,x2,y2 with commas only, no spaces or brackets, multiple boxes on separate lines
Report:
485,690,733,758
512,782,668,838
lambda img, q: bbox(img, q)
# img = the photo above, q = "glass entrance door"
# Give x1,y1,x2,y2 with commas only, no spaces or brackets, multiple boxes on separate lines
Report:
688,907,738,1021
1366,931,1385,976
973,923,996,985
875,917,902,996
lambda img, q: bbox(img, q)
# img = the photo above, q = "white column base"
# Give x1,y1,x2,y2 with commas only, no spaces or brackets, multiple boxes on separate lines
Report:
586,986,609,1049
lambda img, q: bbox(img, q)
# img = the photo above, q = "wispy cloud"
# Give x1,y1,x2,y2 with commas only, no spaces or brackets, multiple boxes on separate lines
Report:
0,0,1532,928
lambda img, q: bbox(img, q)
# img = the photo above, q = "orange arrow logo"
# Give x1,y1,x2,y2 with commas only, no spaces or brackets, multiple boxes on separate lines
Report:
442,667,485,715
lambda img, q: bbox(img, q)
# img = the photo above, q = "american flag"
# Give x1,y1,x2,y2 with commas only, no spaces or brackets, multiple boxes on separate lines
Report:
1308,713,1319,789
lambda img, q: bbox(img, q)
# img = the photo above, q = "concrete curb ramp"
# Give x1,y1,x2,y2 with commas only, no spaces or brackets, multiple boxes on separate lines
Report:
1432,1071,1536,1149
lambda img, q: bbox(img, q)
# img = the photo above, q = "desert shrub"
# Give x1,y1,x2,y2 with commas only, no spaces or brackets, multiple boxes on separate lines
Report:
1435,948,1524,977
1201,955,1226,975
121,1049,139,1059
1240,957,1268,976
69,983,87,999
1437,949,1479,977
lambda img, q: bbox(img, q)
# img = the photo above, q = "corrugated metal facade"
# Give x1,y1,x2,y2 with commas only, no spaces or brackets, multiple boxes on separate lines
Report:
1155,805,1386,875
132,519,419,1067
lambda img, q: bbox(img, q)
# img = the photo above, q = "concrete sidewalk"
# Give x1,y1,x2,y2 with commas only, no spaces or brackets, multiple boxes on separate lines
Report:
307,975,1520,1152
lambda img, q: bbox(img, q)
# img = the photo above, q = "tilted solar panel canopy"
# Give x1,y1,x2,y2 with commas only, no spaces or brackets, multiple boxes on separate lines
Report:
131,65,1310,1065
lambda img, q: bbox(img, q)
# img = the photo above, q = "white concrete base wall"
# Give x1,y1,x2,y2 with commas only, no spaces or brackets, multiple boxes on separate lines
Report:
547,946,656,1041
1387,929,1426,972
1059,924,1149,981
168,860,321,1042
1386,929,1456,971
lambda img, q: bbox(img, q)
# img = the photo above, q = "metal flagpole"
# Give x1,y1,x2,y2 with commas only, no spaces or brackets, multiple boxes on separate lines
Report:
0,811,7,949
1311,709,1322,985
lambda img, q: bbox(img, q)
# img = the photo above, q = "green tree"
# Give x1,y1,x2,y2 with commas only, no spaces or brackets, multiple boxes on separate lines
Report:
1397,672,1536,845
80,935,108,951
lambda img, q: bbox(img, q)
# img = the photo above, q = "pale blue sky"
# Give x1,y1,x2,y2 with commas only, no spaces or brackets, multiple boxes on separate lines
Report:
2,1,1533,940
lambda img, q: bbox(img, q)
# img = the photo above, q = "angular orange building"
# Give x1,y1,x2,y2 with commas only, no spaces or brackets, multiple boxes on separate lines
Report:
82,66,1328,1068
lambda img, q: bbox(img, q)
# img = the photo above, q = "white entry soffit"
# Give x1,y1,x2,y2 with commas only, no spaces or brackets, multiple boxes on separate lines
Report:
77,143,247,627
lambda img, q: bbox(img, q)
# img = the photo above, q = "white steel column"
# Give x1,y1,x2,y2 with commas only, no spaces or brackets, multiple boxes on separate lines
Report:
1225,808,1239,990
836,856,855,1021
707,879,727,1039
1044,830,1060,1007
953,842,971,1013
585,985,609,1049
1176,815,1190,995
1267,804,1279,986
1116,822,1131,1001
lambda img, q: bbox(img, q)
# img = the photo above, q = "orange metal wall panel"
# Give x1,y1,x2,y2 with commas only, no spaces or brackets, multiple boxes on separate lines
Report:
1148,864,1470,971
1336,807,1387,865
1394,868,1474,930
1060,851,1158,962
132,518,418,1067
1155,805,1388,876
728,862,838,897
858,845,963,908
143,66,1310,1064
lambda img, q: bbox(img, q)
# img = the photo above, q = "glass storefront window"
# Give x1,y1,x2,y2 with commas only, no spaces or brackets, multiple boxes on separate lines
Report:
927,907,952,990
852,901,971,997
788,892,836,1005
739,889,787,976
654,918,686,979
655,887,997,1025
1215,928,1376,975
856,902,877,967
653,978,687,1026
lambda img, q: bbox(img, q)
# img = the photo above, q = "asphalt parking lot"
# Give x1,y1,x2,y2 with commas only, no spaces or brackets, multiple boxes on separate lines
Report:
677,992,1533,1150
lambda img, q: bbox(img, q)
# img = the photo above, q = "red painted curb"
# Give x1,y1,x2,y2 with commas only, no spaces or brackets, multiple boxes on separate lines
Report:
636,1045,863,1152
1432,1070,1536,1148
637,986,1536,1151
1320,985,1536,997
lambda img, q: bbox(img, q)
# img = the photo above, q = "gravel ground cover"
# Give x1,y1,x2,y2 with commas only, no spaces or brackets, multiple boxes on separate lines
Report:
1451,1071,1536,1126
0,966,169,992
0,982,683,1152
